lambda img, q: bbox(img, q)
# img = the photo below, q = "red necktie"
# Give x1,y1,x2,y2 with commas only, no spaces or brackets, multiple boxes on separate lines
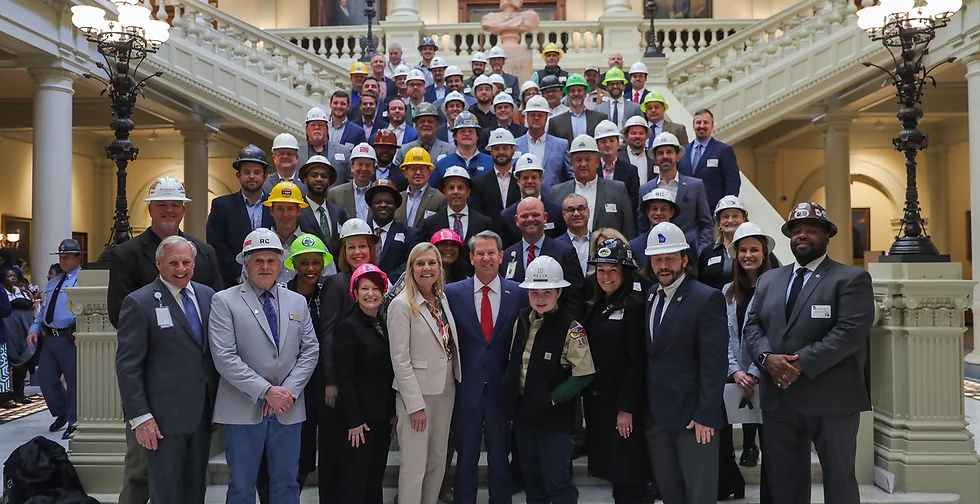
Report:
527,244,536,266
481,285,493,342
634,91,640,103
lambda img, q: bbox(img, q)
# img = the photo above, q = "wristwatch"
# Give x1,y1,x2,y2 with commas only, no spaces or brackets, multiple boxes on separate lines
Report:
759,352,771,367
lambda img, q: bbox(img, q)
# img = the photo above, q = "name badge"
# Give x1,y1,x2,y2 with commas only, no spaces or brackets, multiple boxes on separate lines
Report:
544,222,555,230
394,232,406,243
604,203,618,213
708,256,722,266
437,154,447,161
633,281,642,292
424,210,436,219
289,312,301,321
609,309,624,320
505,261,517,279
504,87,512,94
382,111,389,118
811,305,832,319
334,153,345,161
543,351,553,360
463,86,472,94
155,307,173,329
707,159,719,168
559,76,567,82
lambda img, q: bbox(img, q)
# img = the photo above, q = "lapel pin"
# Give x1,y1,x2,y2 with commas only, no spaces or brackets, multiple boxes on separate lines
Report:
815,273,821,278
677,295,684,302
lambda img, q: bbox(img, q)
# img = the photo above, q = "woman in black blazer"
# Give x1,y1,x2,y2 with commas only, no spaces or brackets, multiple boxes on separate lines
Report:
335,264,395,504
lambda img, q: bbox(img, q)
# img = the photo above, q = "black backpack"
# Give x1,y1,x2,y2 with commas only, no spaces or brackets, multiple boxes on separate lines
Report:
2,436,98,504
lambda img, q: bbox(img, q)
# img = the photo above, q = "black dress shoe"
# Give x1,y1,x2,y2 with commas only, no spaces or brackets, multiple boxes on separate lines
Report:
1,401,17,409
13,396,33,404
718,487,746,501
740,446,759,467
62,425,77,439
49,416,68,432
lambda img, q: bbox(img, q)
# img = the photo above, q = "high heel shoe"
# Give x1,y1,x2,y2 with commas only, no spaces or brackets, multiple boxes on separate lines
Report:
718,487,746,500
740,446,760,467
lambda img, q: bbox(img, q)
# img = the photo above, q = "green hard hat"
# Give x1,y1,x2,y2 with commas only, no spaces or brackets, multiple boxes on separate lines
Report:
640,90,669,113
562,73,591,94
602,67,627,85
285,233,334,271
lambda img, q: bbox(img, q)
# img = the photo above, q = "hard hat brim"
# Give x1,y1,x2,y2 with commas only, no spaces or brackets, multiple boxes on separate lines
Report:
588,256,637,268
781,218,838,239
263,198,310,209
365,185,404,208
728,234,777,259
236,248,285,265
144,195,192,203
518,278,571,290
644,243,690,256
285,250,334,270
640,199,681,218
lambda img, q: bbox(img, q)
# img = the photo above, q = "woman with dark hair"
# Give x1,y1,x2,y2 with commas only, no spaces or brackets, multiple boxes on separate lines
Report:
2,266,36,406
0,266,14,408
581,238,650,503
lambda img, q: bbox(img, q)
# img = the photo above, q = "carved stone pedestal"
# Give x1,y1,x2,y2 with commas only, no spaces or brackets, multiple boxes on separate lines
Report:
870,262,980,501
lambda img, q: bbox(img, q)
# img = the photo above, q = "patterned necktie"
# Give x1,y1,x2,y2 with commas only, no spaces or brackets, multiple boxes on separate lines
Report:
693,143,703,169
261,291,280,349
786,267,808,321
481,285,493,342
453,213,464,238
603,162,615,180
374,227,384,259
181,288,204,348
318,207,331,241
526,244,536,266
651,290,666,342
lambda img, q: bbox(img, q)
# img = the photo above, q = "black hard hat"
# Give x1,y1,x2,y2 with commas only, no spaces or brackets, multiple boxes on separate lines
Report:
233,144,270,171
781,201,838,238
588,238,636,269
539,75,563,91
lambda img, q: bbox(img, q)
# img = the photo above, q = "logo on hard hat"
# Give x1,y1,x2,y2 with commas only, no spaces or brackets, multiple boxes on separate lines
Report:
282,188,292,197
359,146,369,153
598,247,611,258
793,209,809,219
259,238,270,244
148,180,161,192
578,141,586,147
658,234,666,243
302,237,315,247
815,207,827,219
534,267,546,278
244,239,252,247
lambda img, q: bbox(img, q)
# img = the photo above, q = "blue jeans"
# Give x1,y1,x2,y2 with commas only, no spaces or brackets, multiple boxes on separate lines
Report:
224,415,302,504
513,422,577,504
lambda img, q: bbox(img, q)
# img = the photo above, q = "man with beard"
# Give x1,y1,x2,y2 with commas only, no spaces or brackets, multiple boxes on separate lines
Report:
386,98,418,146
405,69,428,123
641,91,689,148
636,132,712,253
328,91,367,148
583,65,608,111
628,188,679,262
392,64,411,101
327,143,377,222
392,102,454,169
208,145,275,287
472,128,521,230
434,66,477,110
515,96,573,191
384,43,405,80
462,52,488,95
367,179,420,279
424,57,449,103
421,166,492,276
468,75,496,130
531,43,569,86
436,91,468,146
298,155,349,263
619,116,656,186
371,129,408,191
595,68,642,130
350,92,388,141
593,120,641,213
498,153,567,248
550,135,635,239
676,108,741,210
395,147,448,229
548,74,608,146
642,221,728,504
477,93,527,153
432,112,493,184
743,202,874,504
263,134,308,196
297,107,353,186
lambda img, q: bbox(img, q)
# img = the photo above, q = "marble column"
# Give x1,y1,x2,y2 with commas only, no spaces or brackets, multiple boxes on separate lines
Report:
966,53,980,364
178,123,214,240
28,65,76,287
821,112,856,263
599,0,643,59
387,0,419,20
91,160,115,256
381,0,423,70
925,141,949,254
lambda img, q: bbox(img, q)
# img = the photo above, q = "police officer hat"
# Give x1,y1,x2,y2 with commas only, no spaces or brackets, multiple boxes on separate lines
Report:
50,239,85,255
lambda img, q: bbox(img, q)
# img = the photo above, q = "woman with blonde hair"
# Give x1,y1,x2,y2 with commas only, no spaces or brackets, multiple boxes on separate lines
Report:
387,242,462,504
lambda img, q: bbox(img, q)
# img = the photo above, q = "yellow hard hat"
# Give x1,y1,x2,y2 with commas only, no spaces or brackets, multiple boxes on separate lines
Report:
264,181,309,208
401,147,434,170
349,61,369,75
541,42,563,61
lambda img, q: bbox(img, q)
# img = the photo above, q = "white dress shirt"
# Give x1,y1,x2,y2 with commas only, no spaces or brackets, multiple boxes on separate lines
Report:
391,122,408,144
656,171,680,200
574,176,599,230
449,205,470,239
494,167,513,207
628,148,650,186
786,254,827,301
473,275,502,325
649,273,686,338
373,220,393,248
527,132,547,162
567,230,591,275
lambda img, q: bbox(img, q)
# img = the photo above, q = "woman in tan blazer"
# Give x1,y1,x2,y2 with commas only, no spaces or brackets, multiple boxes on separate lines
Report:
387,242,462,504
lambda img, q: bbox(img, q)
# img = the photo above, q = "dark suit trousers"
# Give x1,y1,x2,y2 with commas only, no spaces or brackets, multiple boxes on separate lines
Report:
146,411,212,504
454,392,511,504
119,426,150,504
644,422,718,504
763,410,861,504
339,416,392,504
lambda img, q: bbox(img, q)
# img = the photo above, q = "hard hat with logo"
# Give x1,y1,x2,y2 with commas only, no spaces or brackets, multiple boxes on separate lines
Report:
640,188,680,216
589,238,637,269
264,181,309,208
489,74,506,88
271,133,299,151
563,73,590,94
538,75,563,91
650,132,685,156
782,201,838,238
621,115,651,136
349,263,389,299
407,68,427,83
298,155,338,185
473,75,493,91
393,64,411,78
486,128,517,148
493,92,515,108
602,67,628,85
629,61,649,75
442,91,467,115
340,218,380,242
514,153,544,174
233,144,270,171
714,195,748,218
236,228,285,264
145,176,191,202
438,166,473,190
350,142,378,163
430,228,464,248
430,56,448,69
372,129,401,148
418,37,437,50
488,46,507,60
593,120,622,141
349,61,368,75
412,102,440,120
285,233,334,270
645,222,689,256
401,147,434,170
519,255,571,290
523,95,551,115
365,178,403,207
471,51,489,64
568,134,599,154
640,90,669,113
452,111,481,131
306,106,328,123
444,65,464,78
728,222,776,258
520,80,539,97
541,42,563,60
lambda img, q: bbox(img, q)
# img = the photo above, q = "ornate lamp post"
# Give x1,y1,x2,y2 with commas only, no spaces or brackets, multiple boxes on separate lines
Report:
360,0,379,62
70,1,171,264
857,0,961,260
644,0,665,58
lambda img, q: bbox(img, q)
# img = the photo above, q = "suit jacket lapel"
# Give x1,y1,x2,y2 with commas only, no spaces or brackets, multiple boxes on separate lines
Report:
344,186,356,217
240,284,276,347
154,278,197,346
771,266,794,336
417,189,434,227
415,292,445,346
230,193,253,236
139,232,157,267
654,279,691,350
197,283,212,345
276,286,290,350
787,260,834,329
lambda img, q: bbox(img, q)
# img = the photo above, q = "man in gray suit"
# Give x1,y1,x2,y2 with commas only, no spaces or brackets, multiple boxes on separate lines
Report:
550,134,635,238
743,202,874,504
295,106,353,187
115,236,218,504
391,102,455,169
594,68,642,131
547,74,608,146
209,228,320,503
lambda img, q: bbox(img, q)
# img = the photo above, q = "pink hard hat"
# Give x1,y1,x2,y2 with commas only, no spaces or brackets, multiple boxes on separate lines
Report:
430,228,464,248
349,263,389,299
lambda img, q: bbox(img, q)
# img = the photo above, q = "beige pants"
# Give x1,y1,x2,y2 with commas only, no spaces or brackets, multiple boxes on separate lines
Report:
395,369,456,504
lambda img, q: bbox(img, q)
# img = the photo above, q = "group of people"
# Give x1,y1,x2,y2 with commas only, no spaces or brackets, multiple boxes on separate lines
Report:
19,40,875,504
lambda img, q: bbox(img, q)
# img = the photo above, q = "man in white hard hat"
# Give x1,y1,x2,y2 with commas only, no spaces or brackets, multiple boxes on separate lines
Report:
594,119,641,212
498,154,567,248
642,221,728,504
298,107,354,187
433,66,478,110
488,73,507,98
468,75,496,129
477,92,528,153
327,143,377,222
422,166,492,257
405,69,428,121
472,128,521,230
627,61,649,103
487,45,520,102
628,188,680,260
515,95,574,191
384,42,405,80
550,134,636,238
619,116,656,186
392,64,411,100
424,56,449,103
435,91,468,146
263,133,308,196
210,228,320,504
462,51,488,94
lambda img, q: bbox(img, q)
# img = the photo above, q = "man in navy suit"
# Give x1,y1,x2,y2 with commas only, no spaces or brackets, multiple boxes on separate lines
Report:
515,96,573,193
350,92,389,143
498,154,567,249
636,133,714,256
366,179,420,279
626,62,649,104
643,222,728,504
207,146,275,287
499,197,584,315
445,230,529,504
677,109,741,210
328,90,367,148
372,129,409,192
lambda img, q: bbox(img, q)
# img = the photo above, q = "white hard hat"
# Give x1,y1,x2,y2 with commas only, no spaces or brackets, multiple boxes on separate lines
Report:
442,91,467,115
394,64,411,78
489,74,506,87
629,61,649,75
407,68,427,83
306,107,328,123
522,95,550,115
444,65,464,78
144,176,191,203
471,51,488,64
519,255,571,290
473,75,493,90
430,56,448,69
493,92,515,108
441,166,472,184
645,222,689,256
568,134,599,154
488,45,507,59
520,80,539,96
272,132,300,151
514,153,544,174
728,222,776,258
621,115,650,136
714,195,747,217
350,142,378,162
640,188,680,215
339,218,378,241
593,120,622,141
486,128,517,148
236,228,285,265
650,132,683,154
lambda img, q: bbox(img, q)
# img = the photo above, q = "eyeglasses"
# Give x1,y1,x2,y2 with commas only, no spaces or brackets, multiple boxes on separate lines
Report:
563,206,589,215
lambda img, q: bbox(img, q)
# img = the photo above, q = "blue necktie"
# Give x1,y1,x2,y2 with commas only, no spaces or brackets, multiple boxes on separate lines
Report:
651,290,666,342
181,288,203,348
692,143,703,169
262,291,280,349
